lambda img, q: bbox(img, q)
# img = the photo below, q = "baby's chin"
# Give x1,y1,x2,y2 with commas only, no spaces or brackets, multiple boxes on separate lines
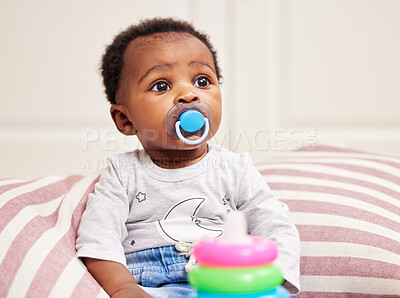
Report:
139,123,219,151
167,137,207,150
139,139,194,152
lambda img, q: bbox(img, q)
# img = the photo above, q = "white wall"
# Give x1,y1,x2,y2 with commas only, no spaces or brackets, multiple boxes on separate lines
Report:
1,0,399,178
0,0,230,178
231,0,400,162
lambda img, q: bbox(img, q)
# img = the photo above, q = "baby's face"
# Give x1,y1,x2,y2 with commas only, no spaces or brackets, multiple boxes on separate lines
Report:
113,32,222,152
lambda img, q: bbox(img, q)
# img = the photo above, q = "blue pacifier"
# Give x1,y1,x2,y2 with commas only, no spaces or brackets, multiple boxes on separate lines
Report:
179,110,205,132
165,102,214,145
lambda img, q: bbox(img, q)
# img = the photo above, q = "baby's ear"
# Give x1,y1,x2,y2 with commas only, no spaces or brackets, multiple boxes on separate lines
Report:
110,105,137,135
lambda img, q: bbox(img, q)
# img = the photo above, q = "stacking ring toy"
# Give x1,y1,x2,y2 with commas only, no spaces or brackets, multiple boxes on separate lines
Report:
188,212,289,298
188,264,283,294
195,286,290,298
194,236,277,268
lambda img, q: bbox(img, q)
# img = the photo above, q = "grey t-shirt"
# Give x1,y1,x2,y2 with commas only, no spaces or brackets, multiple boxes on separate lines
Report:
76,145,300,293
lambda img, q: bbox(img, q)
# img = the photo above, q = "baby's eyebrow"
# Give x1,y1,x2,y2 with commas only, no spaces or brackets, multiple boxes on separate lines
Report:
139,64,172,83
189,61,216,74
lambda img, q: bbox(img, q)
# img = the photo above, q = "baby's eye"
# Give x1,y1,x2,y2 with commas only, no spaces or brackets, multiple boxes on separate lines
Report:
194,77,210,88
151,81,170,92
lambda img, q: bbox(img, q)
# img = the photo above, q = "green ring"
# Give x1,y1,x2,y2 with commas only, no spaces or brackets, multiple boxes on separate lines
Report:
188,265,283,294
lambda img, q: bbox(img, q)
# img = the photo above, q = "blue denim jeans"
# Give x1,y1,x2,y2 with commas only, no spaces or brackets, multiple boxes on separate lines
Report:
126,246,196,298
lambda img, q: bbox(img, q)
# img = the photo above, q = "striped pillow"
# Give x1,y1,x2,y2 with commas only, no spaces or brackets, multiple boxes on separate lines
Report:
1,144,399,297
0,172,108,298
257,145,400,297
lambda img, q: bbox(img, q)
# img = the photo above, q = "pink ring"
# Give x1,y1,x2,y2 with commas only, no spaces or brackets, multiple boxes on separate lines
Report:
193,237,278,268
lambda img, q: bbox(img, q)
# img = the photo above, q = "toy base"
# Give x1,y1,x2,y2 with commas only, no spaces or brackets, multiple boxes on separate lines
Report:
192,286,290,298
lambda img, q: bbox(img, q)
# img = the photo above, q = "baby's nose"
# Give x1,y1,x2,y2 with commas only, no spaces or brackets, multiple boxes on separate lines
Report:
177,93,199,103
175,86,199,104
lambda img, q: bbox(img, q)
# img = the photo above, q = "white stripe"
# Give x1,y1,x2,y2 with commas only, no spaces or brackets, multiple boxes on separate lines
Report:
259,162,400,194
0,176,66,209
0,195,64,264
257,157,400,177
272,189,400,224
0,178,28,186
48,257,86,298
96,289,110,298
266,175,400,208
6,172,99,298
301,242,400,266
262,151,400,164
300,275,400,295
290,212,400,242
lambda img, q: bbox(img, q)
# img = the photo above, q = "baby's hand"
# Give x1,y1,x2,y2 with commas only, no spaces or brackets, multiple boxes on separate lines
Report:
83,258,151,298
111,283,151,298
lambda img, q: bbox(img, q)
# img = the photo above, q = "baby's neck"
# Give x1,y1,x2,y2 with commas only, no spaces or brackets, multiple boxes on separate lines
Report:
147,145,209,169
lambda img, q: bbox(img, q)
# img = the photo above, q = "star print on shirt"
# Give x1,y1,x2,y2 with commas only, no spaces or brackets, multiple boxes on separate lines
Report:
222,195,230,205
136,192,147,203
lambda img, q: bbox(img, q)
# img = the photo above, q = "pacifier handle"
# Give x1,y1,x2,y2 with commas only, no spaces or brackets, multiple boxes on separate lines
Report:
175,118,210,145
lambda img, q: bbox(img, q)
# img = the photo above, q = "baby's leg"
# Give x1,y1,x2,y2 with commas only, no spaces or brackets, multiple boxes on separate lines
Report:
126,246,196,297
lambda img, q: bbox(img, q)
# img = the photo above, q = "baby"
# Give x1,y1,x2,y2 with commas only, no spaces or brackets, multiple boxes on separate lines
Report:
76,17,300,298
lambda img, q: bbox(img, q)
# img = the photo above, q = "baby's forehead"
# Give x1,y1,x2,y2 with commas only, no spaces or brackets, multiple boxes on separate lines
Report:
123,32,213,72
126,32,196,58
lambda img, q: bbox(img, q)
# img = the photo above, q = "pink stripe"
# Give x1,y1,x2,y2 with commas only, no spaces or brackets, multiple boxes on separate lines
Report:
25,255,76,297
0,175,92,296
283,199,400,233
297,145,400,160
26,177,98,297
70,176,99,230
300,256,400,279
262,168,400,210
0,206,61,296
269,182,400,217
264,161,400,186
363,157,400,170
71,271,102,298
258,155,400,171
0,177,41,194
296,145,368,154
297,225,400,255
0,175,82,231
297,292,400,298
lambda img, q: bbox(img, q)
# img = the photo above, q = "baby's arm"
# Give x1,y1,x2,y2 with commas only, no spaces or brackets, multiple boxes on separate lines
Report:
83,258,150,298
76,157,147,297
236,160,301,294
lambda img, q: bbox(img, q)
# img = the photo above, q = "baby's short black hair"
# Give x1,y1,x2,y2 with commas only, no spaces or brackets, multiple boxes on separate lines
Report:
100,17,222,105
